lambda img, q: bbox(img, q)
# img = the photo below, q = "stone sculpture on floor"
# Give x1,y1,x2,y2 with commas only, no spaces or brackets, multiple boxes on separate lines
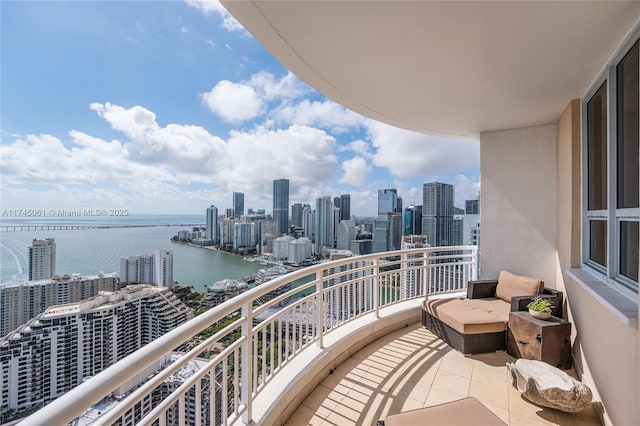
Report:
507,359,593,412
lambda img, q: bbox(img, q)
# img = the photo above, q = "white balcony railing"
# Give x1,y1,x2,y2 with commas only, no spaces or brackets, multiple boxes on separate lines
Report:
19,246,477,426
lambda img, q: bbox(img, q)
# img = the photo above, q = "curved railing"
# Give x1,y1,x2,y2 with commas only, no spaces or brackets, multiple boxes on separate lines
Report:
19,246,477,425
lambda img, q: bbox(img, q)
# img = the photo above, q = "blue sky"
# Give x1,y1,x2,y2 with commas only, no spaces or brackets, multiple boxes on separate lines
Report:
1,1,479,217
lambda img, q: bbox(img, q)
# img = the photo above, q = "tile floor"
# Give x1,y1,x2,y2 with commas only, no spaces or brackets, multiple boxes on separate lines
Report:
284,324,601,426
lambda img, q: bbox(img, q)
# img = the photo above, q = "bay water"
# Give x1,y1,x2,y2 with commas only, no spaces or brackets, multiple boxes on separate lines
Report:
0,215,263,292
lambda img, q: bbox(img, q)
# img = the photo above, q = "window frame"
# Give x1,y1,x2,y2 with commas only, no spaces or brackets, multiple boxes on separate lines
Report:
582,33,640,300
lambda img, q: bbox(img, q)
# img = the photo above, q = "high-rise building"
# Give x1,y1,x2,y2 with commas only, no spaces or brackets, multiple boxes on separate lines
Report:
273,178,290,236
273,235,295,260
120,250,174,287
225,208,235,218
314,196,334,254
233,222,255,250
291,203,304,228
422,182,455,247
155,249,174,287
288,237,312,265
233,192,245,217
452,216,464,246
220,217,238,246
396,196,403,213
0,273,118,337
373,219,389,253
0,285,192,422
339,194,351,221
28,238,56,281
404,205,423,236
206,205,219,244
302,204,313,239
377,189,398,214
374,189,401,252
464,196,480,246
336,220,356,250
350,239,373,255
466,198,479,214
374,212,403,252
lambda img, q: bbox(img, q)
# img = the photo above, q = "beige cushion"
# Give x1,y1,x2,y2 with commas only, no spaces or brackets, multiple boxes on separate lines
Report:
424,298,510,335
385,397,506,426
495,270,543,303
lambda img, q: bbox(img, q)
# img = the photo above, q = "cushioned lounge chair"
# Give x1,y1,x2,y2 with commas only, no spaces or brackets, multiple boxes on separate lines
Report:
422,271,563,354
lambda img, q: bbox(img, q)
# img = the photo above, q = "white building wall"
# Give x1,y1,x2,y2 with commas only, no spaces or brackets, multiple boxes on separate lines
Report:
289,238,312,264
480,123,558,287
273,236,294,260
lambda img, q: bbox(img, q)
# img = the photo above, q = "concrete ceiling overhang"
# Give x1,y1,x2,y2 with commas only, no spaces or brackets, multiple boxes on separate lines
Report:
222,1,640,138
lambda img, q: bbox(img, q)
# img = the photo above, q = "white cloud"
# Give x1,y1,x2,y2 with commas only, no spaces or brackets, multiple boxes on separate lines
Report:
184,0,245,33
201,72,309,124
339,156,370,187
249,71,309,102
200,81,263,123
366,120,479,178
338,139,372,158
273,99,363,134
1,103,341,213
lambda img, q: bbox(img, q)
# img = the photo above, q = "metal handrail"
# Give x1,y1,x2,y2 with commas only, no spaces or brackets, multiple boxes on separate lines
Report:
18,246,477,425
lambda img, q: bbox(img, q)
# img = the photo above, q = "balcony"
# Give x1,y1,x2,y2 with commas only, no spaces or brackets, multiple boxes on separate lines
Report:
16,246,532,425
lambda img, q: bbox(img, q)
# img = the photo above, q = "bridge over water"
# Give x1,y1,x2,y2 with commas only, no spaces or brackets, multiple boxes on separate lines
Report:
0,223,205,232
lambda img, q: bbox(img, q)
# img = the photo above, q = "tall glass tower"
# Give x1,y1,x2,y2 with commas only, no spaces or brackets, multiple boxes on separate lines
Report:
339,194,351,221
291,203,304,228
422,182,454,246
273,179,290,236
233,192,244,217
314,196,334,253
206,205,219,244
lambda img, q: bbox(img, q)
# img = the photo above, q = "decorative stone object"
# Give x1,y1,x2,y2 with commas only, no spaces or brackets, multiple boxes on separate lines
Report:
507,359,593,412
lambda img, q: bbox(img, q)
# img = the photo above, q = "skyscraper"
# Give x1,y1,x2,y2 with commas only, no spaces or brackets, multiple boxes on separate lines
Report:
314,196,334,254
233,222,255,250
233,192,245,217
0,273,117,337
404,205,423,235
377,189,398,214
206,205,219,244
374,189,399,252
273,178,290,236
464,196,480,246
422,182,455,247
291,203,304,228
339,194,351,221
28,238,56,281
0,285,192,421
302,204,313,239
120,250,174,287
465,198,479,214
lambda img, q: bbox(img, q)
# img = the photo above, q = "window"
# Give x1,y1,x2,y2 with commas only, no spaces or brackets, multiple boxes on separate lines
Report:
584,39,639,295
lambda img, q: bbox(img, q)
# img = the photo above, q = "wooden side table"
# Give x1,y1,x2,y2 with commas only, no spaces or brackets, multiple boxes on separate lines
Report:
507,311,572,369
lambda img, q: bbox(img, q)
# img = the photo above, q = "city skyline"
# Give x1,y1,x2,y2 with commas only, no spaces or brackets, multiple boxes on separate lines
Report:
1,1,480,218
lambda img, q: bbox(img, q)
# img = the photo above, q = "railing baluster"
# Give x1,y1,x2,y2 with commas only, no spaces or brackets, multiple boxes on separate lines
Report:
18,246,477,426
241,303,253,424
195,380,202,426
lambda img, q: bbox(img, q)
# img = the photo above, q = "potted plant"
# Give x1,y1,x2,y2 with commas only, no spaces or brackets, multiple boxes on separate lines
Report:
526,296,554,320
